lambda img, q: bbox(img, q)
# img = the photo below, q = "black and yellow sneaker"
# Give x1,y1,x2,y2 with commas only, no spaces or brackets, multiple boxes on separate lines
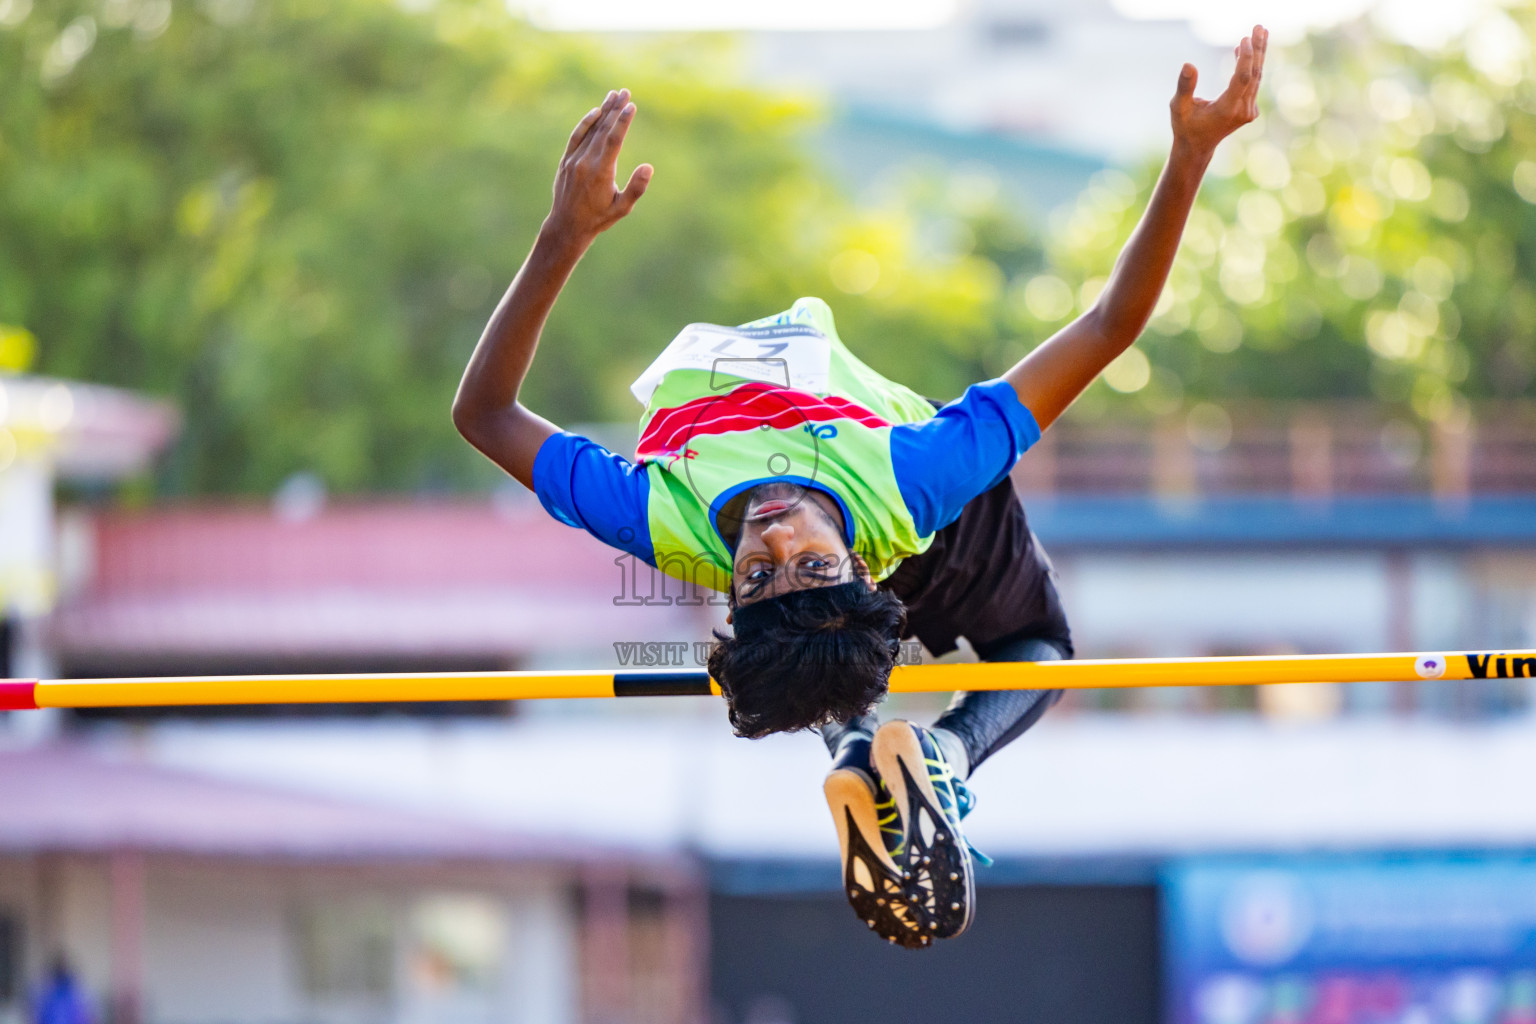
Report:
872,720,986,941
823,738,937,949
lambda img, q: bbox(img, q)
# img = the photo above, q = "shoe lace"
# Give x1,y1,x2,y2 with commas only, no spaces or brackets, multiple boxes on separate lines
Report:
922,751,993,868
874,783,906,860
950,776,992,868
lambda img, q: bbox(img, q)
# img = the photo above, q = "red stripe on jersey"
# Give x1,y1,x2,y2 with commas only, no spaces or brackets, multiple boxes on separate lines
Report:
637,382,890,458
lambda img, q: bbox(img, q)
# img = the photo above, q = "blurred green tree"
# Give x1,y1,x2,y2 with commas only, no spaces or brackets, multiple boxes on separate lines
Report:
8,0,1530,498
1017,6,1536,426
0,0,1012,494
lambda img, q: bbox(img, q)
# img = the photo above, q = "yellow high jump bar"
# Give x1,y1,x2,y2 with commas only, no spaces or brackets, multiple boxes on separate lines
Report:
2,649,1533,710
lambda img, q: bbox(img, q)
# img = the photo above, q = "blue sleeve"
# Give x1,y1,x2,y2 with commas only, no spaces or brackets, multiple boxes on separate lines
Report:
531,432,655,565
889,378,1042,537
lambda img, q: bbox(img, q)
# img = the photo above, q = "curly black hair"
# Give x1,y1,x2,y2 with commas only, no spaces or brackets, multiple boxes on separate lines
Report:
708,580,908,738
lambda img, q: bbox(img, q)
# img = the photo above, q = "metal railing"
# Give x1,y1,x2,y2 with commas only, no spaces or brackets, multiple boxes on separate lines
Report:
1012,403,1536,497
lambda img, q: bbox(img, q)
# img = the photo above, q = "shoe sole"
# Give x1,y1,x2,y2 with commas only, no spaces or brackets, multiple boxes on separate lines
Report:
823,768,934,949
872,721,976,940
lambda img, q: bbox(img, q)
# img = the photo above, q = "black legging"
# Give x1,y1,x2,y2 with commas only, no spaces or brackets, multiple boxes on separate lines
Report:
821,634,1066,775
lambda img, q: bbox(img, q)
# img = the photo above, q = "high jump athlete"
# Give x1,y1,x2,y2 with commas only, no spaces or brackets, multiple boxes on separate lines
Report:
454,26,1267,948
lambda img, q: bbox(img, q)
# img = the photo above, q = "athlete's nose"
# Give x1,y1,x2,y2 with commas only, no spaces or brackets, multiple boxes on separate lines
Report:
761,519,797,562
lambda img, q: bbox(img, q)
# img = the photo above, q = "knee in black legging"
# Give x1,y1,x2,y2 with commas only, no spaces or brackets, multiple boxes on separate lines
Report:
932,635,1069,774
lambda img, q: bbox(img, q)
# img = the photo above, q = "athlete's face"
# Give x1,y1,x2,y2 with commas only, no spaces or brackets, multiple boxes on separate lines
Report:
729,483,870,607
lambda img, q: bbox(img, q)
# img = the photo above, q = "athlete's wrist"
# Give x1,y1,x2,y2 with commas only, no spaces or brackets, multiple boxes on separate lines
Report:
1168,136,1218,172
535,216,596,262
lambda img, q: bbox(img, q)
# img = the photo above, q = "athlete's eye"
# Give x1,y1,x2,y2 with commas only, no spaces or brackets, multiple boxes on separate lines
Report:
745,565,773,583
802,556,831,570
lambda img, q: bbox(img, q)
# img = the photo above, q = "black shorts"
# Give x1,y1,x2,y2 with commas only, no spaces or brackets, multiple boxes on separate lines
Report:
879,473,1073,661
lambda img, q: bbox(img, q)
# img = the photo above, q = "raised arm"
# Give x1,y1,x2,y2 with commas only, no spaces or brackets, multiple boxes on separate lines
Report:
452,88,653,487
1004,26,1268,430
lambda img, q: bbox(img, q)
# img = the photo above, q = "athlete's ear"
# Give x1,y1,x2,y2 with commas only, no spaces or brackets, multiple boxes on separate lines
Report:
725,585,737,625
850,552,876,592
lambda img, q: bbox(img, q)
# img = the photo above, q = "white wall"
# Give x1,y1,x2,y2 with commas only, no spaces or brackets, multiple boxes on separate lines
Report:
52,858,112,1010
1054,547,1536,659
0,457,54,622
502,880,580,1024
1058,551,1396,656
146,864,299,1024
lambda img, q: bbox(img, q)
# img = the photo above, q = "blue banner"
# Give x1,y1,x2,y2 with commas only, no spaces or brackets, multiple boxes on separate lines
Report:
1164,855,1536,1024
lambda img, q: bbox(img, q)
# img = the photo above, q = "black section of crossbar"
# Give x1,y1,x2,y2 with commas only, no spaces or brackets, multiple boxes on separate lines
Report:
613,671,714,697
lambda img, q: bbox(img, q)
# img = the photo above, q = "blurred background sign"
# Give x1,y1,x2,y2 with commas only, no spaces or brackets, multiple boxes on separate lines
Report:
0,375,176,683
1165,856,1536,1024
0,456,51,620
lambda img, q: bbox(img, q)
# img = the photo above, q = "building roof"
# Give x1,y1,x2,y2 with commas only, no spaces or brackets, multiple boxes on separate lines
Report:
0,373,179,480
0,742,629,864
52,502,716,665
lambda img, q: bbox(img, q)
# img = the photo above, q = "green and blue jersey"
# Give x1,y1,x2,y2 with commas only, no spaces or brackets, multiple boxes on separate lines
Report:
532,298,1040,592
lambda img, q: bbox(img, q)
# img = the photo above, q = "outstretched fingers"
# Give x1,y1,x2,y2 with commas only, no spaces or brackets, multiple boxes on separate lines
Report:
566,90,621,159
571,89,627,164
1248,25,1269,117
564,101,606,159
600,100,638,171
590,89,631,158
1230,36,1254,95
615,163,653,216
1216,27,1268,123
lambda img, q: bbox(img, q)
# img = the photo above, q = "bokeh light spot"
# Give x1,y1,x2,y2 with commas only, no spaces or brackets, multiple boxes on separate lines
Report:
829,248,880,295
0,0,32,27
1021,275,1074,322
1103,348,1151,394
1387,157,1432,202
1245,142,1292,191
1339,256,1384,301
1237,191,1285,236
1513,161,1536,204
1196,307,1243,353
0,324,36,373
1411,256,1455,301
1186,403,1232,453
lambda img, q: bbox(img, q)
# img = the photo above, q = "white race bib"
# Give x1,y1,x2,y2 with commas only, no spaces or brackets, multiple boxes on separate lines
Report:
630,323,831,406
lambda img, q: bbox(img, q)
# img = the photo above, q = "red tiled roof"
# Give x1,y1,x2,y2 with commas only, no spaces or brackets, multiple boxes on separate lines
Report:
52,501,718,661
86,502,624,592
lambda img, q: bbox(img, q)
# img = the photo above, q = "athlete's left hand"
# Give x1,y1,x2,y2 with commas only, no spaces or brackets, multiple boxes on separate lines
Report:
1170,24,1268,156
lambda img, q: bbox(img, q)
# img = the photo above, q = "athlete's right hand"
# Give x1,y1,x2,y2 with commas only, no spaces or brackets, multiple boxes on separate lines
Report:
545,88,653,246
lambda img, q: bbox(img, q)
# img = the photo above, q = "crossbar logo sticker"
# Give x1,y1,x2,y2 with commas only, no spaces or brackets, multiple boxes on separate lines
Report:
1414,655,1445,679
